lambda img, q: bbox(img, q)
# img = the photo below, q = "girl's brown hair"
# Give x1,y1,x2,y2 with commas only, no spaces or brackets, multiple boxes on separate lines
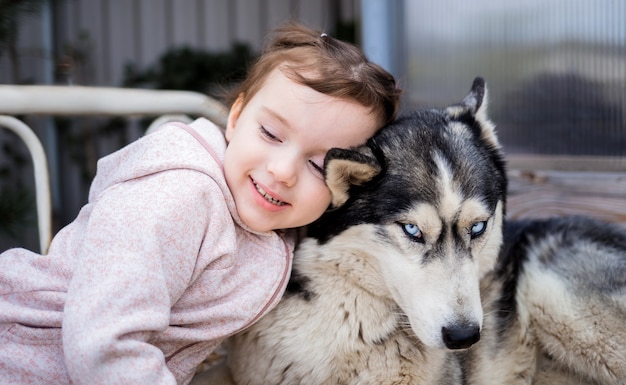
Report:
228,21,401,127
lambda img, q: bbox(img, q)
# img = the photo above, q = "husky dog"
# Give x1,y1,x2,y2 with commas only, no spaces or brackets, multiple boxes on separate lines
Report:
199,78,626,385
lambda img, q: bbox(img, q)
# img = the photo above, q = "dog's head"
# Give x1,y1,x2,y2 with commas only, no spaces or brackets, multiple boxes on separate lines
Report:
312,77,507,350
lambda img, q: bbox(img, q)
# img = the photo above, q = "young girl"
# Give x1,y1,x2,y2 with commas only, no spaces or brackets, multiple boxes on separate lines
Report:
0,22,400,384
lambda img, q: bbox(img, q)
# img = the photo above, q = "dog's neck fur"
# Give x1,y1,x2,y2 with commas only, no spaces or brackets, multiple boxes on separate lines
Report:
293,233,402,343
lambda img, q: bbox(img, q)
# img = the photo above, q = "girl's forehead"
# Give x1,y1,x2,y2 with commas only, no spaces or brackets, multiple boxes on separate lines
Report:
262,68,323,100
259,68,372,116
245,68,379,150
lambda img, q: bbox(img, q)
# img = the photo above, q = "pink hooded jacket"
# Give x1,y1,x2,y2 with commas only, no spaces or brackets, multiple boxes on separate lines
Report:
0,118,295,384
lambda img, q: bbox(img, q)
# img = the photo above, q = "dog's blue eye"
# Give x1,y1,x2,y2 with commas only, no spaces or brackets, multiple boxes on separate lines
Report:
402,223,424,242
470,221,487,239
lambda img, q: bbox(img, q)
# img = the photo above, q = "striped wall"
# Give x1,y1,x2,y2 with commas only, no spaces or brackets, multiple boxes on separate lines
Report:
1,0,356,86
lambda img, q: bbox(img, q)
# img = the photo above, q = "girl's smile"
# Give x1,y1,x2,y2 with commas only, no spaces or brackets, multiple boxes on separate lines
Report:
251,177,289,211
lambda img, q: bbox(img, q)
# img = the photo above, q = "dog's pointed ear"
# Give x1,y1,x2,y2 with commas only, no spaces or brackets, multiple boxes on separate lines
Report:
445,77,500,150
445,77,485,117
324,147,381,208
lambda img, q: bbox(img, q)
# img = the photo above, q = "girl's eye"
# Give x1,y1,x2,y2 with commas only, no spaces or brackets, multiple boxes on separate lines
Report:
401,223,424,243
470,221,487,239
308,159,324,179
259,126,281,142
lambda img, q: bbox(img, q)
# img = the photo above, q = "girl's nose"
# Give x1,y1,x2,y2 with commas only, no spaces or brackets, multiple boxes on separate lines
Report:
267,157,298,187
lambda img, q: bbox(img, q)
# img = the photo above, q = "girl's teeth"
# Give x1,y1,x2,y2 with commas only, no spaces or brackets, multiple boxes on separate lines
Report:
254,182,285,206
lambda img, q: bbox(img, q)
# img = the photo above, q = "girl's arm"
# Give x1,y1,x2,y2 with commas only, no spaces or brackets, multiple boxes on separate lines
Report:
62,168,223,384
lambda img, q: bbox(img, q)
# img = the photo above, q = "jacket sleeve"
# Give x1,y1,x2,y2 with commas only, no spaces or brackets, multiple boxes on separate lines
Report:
62,168,227,384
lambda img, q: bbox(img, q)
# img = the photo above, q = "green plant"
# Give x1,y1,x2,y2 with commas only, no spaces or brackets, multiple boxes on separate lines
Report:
0,0,49,83
0,132,35,242
123,42,256,99
0,186,34,239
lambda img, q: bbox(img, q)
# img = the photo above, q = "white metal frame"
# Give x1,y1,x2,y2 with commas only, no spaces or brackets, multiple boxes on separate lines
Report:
0,115,52,254
0,85,228,254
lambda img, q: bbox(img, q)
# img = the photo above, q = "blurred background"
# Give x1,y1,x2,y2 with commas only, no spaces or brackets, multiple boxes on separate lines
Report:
1,0,625,251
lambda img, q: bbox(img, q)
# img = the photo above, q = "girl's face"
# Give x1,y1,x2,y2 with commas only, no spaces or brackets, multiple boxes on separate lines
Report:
224,68,379,232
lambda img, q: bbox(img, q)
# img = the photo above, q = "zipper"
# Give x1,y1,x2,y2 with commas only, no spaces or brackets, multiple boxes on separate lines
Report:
238,238,292,330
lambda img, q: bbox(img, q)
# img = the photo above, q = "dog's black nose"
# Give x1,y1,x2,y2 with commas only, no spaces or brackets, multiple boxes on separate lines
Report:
442,325,481,349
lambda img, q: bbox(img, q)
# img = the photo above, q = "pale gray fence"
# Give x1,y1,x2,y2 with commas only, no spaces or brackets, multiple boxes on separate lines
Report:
0,0,357,86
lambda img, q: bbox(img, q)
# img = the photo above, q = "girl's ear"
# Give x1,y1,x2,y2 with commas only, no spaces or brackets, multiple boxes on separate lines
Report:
225,95,244,141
